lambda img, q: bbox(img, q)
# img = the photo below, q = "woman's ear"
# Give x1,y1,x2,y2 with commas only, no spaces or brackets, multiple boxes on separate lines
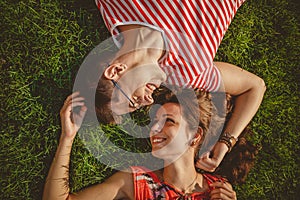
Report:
191,127,203,146
103,63,128,80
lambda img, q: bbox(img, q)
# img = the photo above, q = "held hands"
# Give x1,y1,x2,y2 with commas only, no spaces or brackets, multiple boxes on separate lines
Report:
60,92,87,141
210,181,237,200
196,142,228,172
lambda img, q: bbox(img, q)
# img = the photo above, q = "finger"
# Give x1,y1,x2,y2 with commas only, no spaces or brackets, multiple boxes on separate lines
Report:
79,105,88,117
70,91,80,99
71,101,85,108
211,191,236,200
199,151,210,160
62,93,80,111
64,91,80,104
210,183,236,200
73,106,88,126
210,188,235,200
61,101,85,118
196,159,210,171
196,160,212,172
65,96,85,111
210,181,233,190
196,154,216,172
71,97,85,103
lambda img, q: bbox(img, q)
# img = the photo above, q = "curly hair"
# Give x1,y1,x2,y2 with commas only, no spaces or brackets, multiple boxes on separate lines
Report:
215,95,260,184
151,85,259,185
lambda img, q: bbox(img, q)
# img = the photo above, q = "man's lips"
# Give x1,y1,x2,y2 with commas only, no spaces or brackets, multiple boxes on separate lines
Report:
144,95,153,102
146,83,159,92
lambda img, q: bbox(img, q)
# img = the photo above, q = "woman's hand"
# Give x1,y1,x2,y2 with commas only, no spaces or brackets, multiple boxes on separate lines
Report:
210,181,237,200
196,142,228,172
60,92,87,141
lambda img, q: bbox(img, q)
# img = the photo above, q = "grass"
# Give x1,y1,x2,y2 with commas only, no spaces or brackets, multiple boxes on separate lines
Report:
1,0,299,199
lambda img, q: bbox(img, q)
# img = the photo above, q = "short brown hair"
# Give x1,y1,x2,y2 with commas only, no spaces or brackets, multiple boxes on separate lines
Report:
95,75,123,124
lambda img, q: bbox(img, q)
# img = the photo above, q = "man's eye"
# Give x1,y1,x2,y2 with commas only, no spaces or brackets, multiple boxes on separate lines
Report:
151,119,159,126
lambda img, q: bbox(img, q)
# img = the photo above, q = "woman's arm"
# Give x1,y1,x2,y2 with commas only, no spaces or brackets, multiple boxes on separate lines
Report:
43,92,87,200
67,170,134,200
197,62,266,172
43,92,133,200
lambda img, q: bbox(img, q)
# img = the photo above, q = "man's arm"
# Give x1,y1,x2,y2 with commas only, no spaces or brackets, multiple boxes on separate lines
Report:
197,62,266,172
216,61,266,138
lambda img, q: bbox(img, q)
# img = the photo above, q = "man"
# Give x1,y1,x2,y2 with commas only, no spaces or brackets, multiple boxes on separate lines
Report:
93,0,266,171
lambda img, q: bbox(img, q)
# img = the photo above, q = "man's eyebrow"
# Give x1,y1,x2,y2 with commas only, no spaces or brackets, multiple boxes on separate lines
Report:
162,114,174,117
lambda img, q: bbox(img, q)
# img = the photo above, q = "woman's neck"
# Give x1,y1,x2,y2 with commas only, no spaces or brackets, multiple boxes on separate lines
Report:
162,152,205,194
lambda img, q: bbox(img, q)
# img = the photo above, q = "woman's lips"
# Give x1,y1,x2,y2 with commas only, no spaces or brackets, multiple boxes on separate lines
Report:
151,136,167,145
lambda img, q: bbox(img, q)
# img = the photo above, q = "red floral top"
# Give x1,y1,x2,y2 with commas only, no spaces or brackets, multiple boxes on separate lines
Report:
131,166,225,200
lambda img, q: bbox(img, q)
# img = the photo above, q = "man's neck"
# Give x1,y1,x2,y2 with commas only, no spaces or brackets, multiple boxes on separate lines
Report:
113,25,165,67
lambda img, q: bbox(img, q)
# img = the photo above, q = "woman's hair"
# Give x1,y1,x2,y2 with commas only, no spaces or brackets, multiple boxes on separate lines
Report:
152,85,213,135
151,85,259,184
215,95,260,184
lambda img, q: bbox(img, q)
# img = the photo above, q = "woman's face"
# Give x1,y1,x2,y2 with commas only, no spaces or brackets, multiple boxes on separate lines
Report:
150,103,194,161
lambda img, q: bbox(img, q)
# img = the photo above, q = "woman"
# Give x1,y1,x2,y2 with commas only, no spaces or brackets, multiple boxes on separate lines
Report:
92,0,266,172
43,88,257,199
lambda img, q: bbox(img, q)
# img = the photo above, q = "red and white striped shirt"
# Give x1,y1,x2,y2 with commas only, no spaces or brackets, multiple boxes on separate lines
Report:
95,0,245,91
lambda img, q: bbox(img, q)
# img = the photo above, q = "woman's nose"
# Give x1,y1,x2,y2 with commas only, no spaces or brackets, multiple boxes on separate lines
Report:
151,121,162,133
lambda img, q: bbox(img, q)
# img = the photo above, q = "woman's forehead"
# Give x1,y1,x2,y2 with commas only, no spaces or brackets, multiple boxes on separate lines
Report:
156,103,182,116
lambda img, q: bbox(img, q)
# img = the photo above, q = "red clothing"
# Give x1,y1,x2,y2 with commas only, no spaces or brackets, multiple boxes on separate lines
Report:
131,166,225,200
95,0,245,91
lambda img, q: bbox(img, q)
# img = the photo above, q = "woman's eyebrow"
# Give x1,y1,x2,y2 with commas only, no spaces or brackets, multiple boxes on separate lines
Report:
153,114,173,120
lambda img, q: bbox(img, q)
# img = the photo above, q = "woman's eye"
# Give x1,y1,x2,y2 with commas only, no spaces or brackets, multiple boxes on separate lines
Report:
166,118,175,124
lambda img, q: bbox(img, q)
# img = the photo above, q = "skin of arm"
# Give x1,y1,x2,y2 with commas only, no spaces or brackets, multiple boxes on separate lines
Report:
196,62,266,172
43,92,134,200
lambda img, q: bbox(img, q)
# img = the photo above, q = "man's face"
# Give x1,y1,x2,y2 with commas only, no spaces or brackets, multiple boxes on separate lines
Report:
110,63,167,115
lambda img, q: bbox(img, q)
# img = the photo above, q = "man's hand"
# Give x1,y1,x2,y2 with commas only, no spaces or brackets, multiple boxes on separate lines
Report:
196,142,228,172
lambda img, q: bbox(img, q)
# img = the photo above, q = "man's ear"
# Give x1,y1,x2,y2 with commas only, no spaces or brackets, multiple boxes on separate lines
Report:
103,63,128,80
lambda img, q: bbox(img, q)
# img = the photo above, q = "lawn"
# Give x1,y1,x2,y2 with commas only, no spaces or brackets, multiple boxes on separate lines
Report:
1,0,299,199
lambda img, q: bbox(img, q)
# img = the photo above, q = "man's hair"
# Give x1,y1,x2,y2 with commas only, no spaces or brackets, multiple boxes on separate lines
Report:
95,75,123,124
